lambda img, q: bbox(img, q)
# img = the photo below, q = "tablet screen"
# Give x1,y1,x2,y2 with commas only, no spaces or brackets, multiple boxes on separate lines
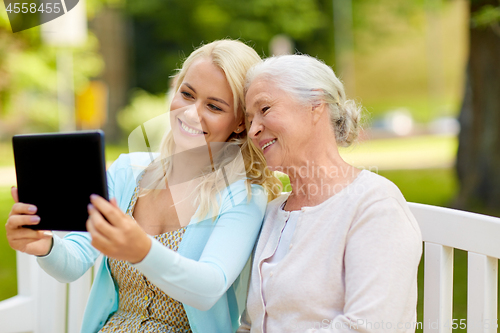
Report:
13,130,108,231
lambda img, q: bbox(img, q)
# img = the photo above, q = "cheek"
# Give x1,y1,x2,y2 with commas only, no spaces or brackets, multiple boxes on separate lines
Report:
206,114,236,136
169,95,184,112
169,97,185,123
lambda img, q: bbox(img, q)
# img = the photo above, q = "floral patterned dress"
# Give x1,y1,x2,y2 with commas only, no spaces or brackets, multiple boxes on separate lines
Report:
98,180,192,333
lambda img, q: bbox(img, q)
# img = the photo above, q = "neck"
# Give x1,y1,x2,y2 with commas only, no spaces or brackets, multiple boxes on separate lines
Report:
169,145,214,185
283,142,360,211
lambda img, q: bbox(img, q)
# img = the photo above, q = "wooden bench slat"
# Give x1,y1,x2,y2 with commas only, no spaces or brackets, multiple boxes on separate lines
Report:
423,243,453,333
67,271,93,333
0,295,34,333
409,203,500,258
35,257,67,333
467,253,498,333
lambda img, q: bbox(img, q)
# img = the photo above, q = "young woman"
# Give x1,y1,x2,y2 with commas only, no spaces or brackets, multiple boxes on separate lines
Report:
6,40,281,333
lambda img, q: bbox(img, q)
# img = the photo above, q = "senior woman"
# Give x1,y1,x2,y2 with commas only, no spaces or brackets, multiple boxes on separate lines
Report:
238,54,422,333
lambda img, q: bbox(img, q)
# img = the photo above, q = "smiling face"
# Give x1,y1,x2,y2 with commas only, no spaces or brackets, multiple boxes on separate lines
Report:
170,58,244,153
246,77,313,170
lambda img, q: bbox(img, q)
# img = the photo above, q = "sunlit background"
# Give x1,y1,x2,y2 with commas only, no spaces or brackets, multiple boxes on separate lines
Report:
1,0,500,330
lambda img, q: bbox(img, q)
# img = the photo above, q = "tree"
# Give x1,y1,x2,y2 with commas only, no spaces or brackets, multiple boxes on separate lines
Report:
124,0,332,94
455,0,500,212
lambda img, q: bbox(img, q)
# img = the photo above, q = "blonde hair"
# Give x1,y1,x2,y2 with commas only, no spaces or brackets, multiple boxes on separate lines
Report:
245,54,362,147
141,40,282,220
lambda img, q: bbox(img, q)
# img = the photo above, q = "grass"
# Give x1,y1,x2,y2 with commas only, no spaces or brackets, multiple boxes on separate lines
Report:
378,168,458,206
0,186,17,301
339,134,457,170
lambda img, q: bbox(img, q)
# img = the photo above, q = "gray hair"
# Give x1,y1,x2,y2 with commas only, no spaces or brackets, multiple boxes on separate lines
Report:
245,54,361,147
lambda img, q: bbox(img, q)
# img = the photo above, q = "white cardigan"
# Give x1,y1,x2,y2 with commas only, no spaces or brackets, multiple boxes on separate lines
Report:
238,170,422,333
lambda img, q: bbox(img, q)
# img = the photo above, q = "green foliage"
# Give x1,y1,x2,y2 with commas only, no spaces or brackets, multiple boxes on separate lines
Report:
0,186,17,301
117,89,169,137
0,5,103,139
125,0,331,93
471,5,500,27
378,168,457,206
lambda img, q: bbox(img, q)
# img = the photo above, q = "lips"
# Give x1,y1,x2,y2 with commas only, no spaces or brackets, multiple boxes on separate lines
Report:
178,119,205,136
259,138,277,152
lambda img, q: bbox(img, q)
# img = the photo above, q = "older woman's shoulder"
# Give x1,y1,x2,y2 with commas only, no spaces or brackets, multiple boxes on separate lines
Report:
352,169,407,204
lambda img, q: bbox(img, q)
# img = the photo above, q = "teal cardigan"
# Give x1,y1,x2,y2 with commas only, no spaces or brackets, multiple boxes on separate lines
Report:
37,153,267,333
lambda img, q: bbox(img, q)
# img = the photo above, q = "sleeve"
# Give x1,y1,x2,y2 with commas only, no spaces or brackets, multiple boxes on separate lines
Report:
36,232,100,283
309,197,422,333
132,184,267,311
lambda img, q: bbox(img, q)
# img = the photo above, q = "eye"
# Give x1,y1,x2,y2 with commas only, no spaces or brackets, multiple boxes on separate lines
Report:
261,106,270,113
181,91,193,99
208,104,223,112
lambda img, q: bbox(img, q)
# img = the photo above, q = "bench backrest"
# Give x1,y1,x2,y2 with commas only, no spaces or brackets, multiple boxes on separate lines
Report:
409,202,499,333
0,203,499,333
0,231,100,333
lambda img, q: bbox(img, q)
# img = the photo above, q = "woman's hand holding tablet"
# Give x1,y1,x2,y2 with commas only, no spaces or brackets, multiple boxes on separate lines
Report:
86,195,152,264
12,130,108,232
5,187,53,256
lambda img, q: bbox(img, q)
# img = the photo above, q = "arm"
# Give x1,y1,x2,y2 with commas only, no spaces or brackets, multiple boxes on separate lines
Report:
36,232,100,283
133,184,266,311
310,198,422,332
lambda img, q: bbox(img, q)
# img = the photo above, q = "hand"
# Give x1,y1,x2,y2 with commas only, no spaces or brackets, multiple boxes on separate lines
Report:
5,187,53,256
86,194,152,264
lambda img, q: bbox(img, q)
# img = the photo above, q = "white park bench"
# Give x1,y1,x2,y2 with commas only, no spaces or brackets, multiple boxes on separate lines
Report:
0,202,499,333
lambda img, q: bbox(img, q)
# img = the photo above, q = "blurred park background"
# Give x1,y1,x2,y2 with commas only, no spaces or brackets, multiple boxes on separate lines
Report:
1,0,500,330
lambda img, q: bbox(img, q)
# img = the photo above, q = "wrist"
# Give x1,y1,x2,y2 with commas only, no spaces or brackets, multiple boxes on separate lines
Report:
130,235,152,264
36,236,54,257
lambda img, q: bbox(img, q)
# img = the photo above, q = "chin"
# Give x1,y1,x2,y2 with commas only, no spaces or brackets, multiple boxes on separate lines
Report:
264,157,282,172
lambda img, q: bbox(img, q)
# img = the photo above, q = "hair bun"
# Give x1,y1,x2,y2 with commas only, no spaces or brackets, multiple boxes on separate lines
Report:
336,99,361,147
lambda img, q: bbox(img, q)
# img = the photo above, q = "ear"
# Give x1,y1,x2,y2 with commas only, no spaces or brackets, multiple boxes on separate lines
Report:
311,99,327,125
234,118,246,134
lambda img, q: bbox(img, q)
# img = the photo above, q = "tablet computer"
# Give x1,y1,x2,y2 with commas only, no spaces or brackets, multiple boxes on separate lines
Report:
12,130,108,231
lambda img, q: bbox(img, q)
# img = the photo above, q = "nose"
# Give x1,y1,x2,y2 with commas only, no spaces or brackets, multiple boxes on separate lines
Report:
184,104,202,125
248,117,263,141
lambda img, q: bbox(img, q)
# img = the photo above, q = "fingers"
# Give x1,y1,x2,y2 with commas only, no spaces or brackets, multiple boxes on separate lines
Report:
86,216,113,251
6,227,52,255
8,228,51,242
11,187,18,203
6,214,41,229
9,202,38,218
110,197,119,208
87,204,115,236
89,195,124,227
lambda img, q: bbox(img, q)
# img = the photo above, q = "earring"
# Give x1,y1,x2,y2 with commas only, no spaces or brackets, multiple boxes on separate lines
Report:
235,128,242,133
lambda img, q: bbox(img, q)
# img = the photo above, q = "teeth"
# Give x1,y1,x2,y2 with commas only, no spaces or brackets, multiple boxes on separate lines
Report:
262,139,276,150
181,121,203,135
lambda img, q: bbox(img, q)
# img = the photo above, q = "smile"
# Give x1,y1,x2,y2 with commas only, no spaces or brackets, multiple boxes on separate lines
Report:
179,119,205,135
262,139,276,151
